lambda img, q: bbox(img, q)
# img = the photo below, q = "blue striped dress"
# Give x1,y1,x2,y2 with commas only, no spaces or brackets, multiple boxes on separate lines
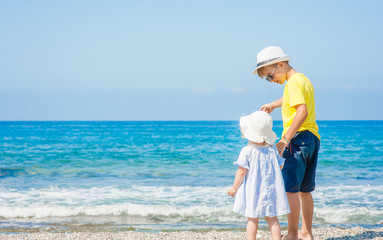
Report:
233,143,290,218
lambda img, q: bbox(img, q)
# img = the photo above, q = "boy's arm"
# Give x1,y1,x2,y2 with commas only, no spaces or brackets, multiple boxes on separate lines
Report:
260,98,283,113
228,167,248,197
276,103,308,156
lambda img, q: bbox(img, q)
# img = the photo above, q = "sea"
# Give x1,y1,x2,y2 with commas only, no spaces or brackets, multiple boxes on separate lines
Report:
0,121,382,233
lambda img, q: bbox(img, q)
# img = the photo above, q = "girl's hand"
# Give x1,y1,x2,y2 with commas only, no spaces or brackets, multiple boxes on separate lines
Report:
276,140,287,156
260,103,275,114
228,187,237,197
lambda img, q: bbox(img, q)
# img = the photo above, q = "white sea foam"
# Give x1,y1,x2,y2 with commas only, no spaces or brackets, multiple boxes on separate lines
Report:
0,184,382,224
0,185,231,207
0,185,235,220
314,206,383,224
0,203,235,221
312,185,383,224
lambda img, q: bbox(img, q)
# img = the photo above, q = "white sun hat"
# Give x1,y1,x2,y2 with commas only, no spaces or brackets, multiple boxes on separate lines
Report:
240,111,277,145
252,46,290,75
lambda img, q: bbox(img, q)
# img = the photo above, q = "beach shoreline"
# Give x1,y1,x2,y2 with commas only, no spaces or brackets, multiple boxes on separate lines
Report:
1,121,383,239
1,226,383,240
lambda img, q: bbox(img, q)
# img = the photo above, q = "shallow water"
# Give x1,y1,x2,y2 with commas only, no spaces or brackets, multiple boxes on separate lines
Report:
0,121,382,232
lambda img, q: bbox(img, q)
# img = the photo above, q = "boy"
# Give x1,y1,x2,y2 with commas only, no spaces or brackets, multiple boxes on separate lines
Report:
253,46,320,240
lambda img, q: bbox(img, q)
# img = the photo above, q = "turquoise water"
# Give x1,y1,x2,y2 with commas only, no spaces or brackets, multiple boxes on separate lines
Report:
0,121,382,232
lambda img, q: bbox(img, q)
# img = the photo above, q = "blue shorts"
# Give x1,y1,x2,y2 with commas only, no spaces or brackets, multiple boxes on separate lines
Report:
282,130,320,193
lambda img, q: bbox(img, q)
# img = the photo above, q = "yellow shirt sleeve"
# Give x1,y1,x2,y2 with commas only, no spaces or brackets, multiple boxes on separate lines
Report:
287,77,306,107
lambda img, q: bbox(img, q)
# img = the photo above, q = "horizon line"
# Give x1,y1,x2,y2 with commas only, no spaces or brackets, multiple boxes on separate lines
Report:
1,120,382,122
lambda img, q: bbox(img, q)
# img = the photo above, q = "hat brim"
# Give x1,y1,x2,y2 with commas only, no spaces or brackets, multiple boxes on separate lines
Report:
252,56,290,75
242,128,277,145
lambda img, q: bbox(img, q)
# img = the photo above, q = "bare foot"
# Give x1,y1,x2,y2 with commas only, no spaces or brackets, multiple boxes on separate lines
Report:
282,233,299,240
298,231,314,240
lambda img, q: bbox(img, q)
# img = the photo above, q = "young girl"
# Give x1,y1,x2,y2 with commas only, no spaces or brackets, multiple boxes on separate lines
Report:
228,111,290,240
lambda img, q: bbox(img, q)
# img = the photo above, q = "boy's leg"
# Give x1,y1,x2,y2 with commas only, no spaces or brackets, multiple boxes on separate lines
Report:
284,192,300,240
247,217,259,240
299,192,314,240
282,131,319,240
265,216,281,240
299,134,319,240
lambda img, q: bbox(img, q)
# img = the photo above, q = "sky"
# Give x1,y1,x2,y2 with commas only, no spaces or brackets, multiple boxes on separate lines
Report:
0,0,382,120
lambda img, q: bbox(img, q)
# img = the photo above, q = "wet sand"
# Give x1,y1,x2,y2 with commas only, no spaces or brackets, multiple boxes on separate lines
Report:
1,226,383,239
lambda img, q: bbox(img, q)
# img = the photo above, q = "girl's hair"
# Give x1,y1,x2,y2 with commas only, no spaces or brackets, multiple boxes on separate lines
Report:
240,130,270,146
249,140,269,146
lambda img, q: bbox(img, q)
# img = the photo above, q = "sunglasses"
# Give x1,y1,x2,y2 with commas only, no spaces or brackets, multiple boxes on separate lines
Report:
263,64,278,82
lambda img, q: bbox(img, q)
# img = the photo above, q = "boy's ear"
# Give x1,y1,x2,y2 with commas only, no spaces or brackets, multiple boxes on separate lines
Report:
279,61,290,69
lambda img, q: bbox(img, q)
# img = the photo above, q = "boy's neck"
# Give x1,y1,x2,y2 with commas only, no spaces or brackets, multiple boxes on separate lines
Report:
286,67,298,80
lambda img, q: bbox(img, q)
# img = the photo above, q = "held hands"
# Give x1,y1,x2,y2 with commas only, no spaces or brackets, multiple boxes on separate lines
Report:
228,187,237,197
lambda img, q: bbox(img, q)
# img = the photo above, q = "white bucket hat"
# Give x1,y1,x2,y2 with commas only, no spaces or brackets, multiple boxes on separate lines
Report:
252,46,290,75
240,111,277,145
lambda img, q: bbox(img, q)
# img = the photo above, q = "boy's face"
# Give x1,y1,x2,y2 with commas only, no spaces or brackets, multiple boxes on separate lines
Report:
259,63,286,85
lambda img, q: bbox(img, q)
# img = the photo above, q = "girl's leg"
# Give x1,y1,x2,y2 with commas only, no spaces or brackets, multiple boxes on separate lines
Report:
265,216,281,240
247,217,259,240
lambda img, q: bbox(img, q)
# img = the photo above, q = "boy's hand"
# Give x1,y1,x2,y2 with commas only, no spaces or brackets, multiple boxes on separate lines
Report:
228,187,237,197
260,103,275,114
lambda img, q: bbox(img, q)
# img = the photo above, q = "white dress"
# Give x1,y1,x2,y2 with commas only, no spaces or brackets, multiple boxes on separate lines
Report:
233,143,290,218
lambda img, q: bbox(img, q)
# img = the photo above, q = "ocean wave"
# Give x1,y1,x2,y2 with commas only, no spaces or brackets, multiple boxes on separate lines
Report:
0,203,382,225
0,168,25,178
314,206,383,224
0,203,235,221
0,185,231,207
0,185,382,224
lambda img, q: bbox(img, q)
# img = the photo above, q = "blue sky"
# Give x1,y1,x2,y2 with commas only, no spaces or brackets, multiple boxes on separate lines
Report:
0,0,382,120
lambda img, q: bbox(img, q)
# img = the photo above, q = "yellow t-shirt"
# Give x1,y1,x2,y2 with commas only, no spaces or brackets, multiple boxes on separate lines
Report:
282,73,320,140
